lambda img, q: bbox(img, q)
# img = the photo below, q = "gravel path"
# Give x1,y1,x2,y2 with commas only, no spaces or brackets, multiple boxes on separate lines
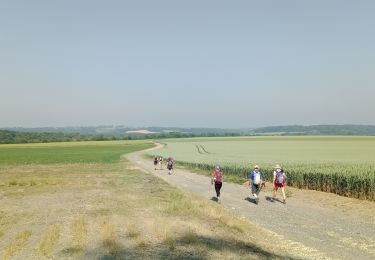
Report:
127,146,375,260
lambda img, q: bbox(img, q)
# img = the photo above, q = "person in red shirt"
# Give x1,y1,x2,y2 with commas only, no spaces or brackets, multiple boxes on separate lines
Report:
211,166,223,200
272,164,287,204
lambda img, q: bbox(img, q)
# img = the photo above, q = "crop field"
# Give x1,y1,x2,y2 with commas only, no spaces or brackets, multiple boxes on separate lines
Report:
0,141,153,165
0,140,308,259
151,136,375,200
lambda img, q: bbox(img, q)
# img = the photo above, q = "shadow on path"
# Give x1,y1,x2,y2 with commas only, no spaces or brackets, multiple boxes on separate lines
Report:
244,197,258,204
210,196,218,202
265,196,285,204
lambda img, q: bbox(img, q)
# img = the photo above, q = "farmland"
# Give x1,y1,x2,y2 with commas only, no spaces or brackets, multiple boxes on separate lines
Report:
0,140,310,259
0,141,153,165
150,136,375,200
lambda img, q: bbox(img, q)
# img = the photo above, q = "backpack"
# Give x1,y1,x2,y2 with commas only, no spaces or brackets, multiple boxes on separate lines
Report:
214,171,223,183
253,171,261,185
275,171,285,185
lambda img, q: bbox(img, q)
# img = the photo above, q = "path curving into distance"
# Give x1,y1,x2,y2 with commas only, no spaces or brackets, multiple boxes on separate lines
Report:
126,144,375,260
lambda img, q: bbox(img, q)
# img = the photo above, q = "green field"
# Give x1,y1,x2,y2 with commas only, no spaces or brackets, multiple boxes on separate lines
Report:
0,141,153,165
151,136,375,200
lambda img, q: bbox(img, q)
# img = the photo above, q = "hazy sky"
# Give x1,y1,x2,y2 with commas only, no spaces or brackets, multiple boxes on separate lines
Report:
1,0,374,128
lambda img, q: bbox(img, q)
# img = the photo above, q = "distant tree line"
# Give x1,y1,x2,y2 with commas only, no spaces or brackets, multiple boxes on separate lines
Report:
0,130,88,144
0,130,241,144
123,132,240,140
253,125,375,136
2,125,375,144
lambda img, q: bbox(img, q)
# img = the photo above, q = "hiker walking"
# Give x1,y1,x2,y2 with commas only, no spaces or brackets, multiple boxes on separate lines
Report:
272,164,287,204
158,156,163,170
167,157,174,174
211,166,223,200
154,157,158,170
249,165,264,204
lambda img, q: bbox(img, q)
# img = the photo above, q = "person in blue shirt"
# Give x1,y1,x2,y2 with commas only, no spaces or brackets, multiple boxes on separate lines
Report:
249,165,264,204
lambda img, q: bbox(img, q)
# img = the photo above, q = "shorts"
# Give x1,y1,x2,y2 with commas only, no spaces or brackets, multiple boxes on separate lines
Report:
167,166,173,170
274,183,285,188
252,184,260,194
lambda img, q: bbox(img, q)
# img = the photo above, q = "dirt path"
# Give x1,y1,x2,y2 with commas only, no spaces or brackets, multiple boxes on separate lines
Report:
127,145,375,260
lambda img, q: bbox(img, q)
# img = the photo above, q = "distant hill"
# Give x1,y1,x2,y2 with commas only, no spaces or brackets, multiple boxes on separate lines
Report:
252,125,375,136
4,125,375,136
3,126,249,137
0,128,242,144
1,125,375,144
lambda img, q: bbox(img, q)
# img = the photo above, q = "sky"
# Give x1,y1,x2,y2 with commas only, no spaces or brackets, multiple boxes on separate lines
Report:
1,0,374,128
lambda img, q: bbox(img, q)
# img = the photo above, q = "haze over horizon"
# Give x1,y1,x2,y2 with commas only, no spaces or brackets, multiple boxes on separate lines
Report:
1,1,374,128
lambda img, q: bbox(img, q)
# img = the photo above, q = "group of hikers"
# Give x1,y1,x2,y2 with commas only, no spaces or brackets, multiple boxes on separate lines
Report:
152,157,287,204
154,156,174,174
212,164,287,204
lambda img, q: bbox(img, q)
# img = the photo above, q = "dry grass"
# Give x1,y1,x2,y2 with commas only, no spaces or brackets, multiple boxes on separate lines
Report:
2,230,32,260
98,219,122,255
2,178,62,187
37,225,60,256
0,213,12,239
123,223,148,248
124,224,140,239
71,216,88,252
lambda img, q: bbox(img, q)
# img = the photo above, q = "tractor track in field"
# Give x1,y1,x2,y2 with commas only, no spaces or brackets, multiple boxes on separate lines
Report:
127,144,375,260
195,144,203,154
200,144,210,154
195,144,210,155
